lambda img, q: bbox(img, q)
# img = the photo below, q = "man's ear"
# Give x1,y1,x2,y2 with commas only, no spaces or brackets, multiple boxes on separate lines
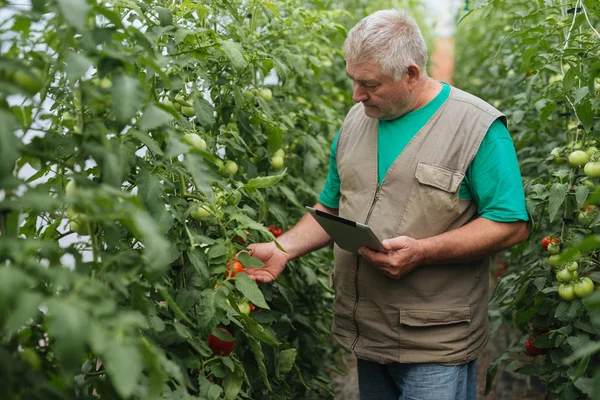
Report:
406,64,421,89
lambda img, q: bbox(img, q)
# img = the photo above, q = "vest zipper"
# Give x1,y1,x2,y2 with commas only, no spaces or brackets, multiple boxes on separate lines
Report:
365,184,381,224
350,184,381,350
350,256,361,350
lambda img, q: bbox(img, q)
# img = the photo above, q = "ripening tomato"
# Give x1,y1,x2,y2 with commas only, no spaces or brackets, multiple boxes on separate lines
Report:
207,327,234,356
225,260,244,278
541,236,559,250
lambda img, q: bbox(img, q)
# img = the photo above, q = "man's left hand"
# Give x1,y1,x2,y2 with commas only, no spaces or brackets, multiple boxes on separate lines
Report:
358,236,424,279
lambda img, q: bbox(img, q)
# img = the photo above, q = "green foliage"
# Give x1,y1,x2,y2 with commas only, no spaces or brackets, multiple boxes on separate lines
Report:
455,0,600,398
0,0,360,397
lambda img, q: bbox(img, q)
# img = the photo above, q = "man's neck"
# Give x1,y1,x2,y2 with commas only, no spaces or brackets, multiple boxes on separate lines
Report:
409,78,443,112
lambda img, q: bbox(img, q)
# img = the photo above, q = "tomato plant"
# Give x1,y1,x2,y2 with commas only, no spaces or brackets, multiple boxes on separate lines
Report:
456,1,600,398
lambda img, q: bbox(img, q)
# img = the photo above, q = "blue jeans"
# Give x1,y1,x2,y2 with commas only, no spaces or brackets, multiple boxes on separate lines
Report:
357,359,477,400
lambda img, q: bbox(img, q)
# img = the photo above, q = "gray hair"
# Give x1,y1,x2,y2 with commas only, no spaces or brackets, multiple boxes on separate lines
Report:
343,10,428,81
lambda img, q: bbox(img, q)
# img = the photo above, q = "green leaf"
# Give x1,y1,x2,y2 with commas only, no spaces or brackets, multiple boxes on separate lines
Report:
237,252,264,268
277,348,297,376
196,289,216,330
65,52,92,83
563,342,600,365
184,154,217,196
548,183,568,222
112,74,143,124
193,96,215,128
129,129,164,156
234,273,269,309
223,368,243,400
104,342,143,399
5,291,42,333
247,337,271,391
0,111,19,183
56,0,89,31
575,185,590,206
140,104,173,131
583,291,600,310
575,99,594,132
219,39,246,70
46,299,89,368
133,211,172,281
244,169,286,190
187,249,210,287
207,242,227,260
484,353,510,395
156,6,173,26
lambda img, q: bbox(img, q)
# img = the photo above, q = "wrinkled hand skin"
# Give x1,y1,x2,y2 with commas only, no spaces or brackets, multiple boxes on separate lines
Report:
244,242,289,284
358,236,425,279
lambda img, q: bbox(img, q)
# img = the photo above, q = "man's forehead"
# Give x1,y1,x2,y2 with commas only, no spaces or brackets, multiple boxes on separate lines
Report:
346,62,385,80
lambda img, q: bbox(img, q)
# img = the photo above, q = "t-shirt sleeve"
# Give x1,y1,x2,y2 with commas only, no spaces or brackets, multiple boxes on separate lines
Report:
466,119,529,222
318,130,341,209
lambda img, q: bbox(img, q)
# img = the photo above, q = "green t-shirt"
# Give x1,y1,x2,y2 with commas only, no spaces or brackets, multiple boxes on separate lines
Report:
318,83,529,223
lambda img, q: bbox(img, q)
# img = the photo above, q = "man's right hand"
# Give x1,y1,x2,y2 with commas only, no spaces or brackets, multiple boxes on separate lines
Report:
244,242,290,284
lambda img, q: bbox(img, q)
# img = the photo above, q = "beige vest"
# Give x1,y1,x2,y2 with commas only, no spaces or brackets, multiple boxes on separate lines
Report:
332,86,505,365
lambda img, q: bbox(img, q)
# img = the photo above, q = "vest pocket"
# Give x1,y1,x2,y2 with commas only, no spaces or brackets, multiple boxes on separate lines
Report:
398,307,471,360
415,162,463,193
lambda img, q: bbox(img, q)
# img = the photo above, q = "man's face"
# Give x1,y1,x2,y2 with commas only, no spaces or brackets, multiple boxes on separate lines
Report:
346,62,413,120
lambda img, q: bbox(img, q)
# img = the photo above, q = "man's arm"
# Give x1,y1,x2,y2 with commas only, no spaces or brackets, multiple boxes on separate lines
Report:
245,202,337,283
359,218,529,279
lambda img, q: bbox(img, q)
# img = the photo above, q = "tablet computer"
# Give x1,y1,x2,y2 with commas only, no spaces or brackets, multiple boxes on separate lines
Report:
306,207,386,254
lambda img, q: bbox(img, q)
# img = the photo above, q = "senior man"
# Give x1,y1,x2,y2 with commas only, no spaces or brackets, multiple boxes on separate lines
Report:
246,9,529,400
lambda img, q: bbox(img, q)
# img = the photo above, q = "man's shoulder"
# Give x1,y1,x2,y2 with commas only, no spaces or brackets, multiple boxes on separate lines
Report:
447,86,503,119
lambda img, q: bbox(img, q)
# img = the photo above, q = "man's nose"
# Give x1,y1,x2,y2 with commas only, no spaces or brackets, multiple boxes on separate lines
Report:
352,83,368,103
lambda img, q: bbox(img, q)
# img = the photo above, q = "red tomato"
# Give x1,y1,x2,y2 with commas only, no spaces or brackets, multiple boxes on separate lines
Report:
268,225,283,237
207,327,234,356
225,260,244,278
525,338,548,356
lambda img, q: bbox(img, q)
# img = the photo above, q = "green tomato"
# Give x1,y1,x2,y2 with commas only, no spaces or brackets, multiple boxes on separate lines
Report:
274,148,285,158
70,215,89,235
257,88,272,101
182,106,195,118
549,254,564,267
270,155,284,169
584,161,600,178
238,302,251,316
574,277,595,298
558,284,576,301
551,148,565,165
547,242,560,255
586,147,599,157
568,150,589,168
182,133,206,151
225,160,238,175
566,261,579,272
191,205,211,220
12,69,43,94
65,180,77,196
556,268,572,283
